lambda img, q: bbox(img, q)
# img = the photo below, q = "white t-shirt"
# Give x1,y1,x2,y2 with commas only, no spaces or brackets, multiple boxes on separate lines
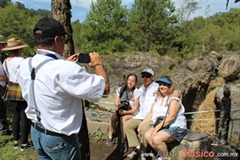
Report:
116,86,141,115
0,61,6,87
151,96,187,129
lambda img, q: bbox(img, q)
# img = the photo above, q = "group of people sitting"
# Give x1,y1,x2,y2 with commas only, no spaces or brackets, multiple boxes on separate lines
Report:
106,68,188,160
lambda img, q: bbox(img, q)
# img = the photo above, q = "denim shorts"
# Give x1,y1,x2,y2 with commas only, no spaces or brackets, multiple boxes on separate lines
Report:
161,126,188,142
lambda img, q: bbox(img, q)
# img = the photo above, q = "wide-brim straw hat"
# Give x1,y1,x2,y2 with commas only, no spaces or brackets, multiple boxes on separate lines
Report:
2,38,28,51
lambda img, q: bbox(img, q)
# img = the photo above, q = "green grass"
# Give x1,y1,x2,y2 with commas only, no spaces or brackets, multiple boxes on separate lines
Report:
0,102,38,160
0,134,38,160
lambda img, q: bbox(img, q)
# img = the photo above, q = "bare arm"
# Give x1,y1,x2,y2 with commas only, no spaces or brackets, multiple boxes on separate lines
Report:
114,95,120,107
124,97,140,115
88,52,110,95
0,75,8,81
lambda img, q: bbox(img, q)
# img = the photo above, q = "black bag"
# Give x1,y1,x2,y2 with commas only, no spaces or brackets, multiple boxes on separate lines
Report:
116,101,130,117
153,116,166,127
153,116,170,129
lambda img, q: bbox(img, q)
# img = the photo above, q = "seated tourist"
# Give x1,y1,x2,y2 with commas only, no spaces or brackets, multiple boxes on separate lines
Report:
106,73,140,154
141,76,188,160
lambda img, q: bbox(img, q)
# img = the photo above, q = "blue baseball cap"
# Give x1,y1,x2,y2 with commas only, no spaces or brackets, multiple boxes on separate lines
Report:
155,77,172,85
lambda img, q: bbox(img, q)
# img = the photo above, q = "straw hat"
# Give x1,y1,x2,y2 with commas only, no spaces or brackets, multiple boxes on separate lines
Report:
0,35,6,44
2,38,28,51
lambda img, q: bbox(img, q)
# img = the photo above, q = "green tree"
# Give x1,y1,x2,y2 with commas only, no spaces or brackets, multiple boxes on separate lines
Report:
0,0,10,8
15,1,25,9
128,0,178,54
26,8,51,17
72,20,89,53
206,8,240,51
83,0,128,54
0,3,40,56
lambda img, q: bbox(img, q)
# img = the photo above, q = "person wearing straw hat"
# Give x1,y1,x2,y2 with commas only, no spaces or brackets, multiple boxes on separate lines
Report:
2,37,33,151
0,35,10,137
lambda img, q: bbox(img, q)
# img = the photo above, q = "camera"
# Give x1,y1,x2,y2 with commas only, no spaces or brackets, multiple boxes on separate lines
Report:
78,53,90,63
119,101,130,110
116,101,130,117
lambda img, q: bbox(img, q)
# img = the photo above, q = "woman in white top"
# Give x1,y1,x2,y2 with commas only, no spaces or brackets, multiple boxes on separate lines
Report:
106,73,141,154
139,76,188,160
2,38,32,150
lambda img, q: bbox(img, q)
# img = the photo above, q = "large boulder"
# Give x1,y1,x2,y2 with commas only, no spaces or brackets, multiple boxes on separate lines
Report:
218,54,240,81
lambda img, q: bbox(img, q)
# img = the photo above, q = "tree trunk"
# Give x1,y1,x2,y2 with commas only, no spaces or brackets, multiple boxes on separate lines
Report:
78,100,90,160
51,0,74,58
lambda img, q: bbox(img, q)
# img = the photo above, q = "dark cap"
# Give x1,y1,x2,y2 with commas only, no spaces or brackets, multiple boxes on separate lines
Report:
33,17,71,39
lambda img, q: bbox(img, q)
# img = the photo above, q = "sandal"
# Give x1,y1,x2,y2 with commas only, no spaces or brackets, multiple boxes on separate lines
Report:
106,138,113,147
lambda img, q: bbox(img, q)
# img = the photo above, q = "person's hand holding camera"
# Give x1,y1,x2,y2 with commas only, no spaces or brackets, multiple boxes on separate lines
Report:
88,52,103,69
87,52,110,95
66,53,79,62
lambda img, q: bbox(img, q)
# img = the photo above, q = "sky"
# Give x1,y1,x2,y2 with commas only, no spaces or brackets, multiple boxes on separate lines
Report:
12,0,240,22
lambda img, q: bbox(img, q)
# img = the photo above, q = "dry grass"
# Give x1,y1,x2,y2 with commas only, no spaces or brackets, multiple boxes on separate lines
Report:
191,88,218,139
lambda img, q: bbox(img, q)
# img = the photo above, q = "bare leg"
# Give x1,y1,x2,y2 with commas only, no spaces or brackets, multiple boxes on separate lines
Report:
108,113,119,138
152,130,175,159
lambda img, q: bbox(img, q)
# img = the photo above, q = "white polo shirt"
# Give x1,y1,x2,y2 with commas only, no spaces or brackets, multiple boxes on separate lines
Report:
133,81,159,119
16,49,106,136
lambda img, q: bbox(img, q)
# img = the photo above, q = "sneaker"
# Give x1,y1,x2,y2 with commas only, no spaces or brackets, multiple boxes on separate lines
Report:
14,143,19,149
105,138,113,147
123,147,136,157
119,142,128,154
0,129,11,136
20,142,34,151
127,148,140,159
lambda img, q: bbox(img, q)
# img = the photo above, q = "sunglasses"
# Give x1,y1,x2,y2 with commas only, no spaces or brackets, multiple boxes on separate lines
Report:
141,74,152,78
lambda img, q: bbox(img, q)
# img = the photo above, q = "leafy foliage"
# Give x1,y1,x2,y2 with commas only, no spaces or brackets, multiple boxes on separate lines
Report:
83,0,128,54
0,0,10,8
128,0,178,54
0,2,50,57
